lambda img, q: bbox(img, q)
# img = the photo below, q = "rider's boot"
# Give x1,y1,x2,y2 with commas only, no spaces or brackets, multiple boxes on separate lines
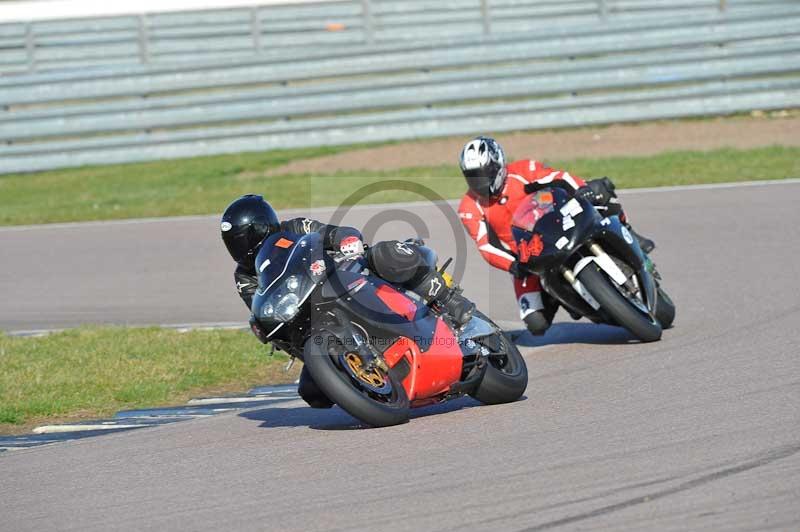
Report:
414,270,475,327
522,293,558,335
524,311,551,336
298,367,334,409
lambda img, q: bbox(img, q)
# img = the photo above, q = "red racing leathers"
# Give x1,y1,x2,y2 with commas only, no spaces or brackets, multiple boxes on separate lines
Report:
458,159,586,318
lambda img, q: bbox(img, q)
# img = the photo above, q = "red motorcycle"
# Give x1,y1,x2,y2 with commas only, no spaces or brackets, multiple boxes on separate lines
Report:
250,231,528,427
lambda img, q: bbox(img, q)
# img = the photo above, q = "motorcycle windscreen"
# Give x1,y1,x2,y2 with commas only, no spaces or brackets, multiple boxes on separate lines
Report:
512,188,584,268
251,232,324,323
511,190,559,233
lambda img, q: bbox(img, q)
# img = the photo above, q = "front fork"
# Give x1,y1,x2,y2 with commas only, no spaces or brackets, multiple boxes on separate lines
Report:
562,242,658,315
560,243,615,311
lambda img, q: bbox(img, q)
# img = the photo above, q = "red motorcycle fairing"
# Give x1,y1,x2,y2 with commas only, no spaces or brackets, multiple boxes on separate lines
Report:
374,285,418,323
382,318,463,403
320,271,464,404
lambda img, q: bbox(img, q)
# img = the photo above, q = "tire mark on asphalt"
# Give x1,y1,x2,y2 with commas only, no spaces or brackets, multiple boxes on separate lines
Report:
517,442,800,532
320,428,774,532
740,379,800,398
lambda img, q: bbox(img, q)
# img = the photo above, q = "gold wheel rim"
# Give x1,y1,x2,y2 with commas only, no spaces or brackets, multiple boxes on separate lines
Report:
344,353,387,388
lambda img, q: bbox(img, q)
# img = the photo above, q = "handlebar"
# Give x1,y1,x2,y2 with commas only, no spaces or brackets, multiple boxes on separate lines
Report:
523,180,576,196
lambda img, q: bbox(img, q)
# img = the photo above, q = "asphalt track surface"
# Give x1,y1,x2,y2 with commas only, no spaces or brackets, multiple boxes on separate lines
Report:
1,181,799,531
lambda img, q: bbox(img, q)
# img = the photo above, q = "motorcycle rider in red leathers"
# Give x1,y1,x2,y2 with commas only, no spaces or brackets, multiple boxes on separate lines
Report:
457,136,654,336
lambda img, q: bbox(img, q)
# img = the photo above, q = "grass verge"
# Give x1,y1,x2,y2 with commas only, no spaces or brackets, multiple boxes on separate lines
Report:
1,145,798,226
0,327,299,435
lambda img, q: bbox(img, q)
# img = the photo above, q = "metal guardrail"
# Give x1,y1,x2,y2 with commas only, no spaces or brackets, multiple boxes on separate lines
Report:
2,2,793,89
6,35,799,123
5,7,800,102
4,42,800,140
0,1,799,174
0,0,790,74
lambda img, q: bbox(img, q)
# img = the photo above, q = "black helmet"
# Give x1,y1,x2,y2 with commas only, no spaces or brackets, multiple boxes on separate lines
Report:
459,136,508,198
220,194,280,267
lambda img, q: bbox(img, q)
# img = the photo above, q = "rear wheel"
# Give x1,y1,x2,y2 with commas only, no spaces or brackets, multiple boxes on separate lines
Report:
655,286,676,329
303,334,409,427
577,264,662,342
469,313,528,405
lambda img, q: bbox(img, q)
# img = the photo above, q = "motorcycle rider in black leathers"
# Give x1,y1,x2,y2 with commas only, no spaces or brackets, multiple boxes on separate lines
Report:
220,194,475,408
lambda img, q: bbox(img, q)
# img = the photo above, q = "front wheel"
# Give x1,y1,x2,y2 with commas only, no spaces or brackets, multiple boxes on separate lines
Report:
469,314,528,405
655,286,676,329
577,264,662,342
303,334,409,427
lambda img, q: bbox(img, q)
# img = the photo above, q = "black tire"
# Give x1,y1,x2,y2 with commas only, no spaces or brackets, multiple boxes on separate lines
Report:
577,264,662,342
303,334,410,427
469,320,528,405
655,286,676,329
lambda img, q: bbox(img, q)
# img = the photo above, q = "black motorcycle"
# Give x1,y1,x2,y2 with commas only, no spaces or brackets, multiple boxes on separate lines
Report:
249,231,528,427
510,182,675,342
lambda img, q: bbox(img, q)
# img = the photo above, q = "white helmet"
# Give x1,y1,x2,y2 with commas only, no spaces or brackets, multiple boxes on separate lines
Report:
459,136,507,198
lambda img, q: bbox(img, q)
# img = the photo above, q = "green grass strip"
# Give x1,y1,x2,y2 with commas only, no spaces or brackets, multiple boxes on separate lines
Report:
1,145,798,226
0,327,297,435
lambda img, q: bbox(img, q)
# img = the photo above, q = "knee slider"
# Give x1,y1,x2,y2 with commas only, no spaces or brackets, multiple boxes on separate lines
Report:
524,311,552,336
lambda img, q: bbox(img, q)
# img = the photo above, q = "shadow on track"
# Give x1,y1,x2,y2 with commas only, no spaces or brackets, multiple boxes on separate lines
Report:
239,395,521,431
509,321,637,347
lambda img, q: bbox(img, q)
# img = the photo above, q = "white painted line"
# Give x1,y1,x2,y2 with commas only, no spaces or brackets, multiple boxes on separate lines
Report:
123,413,215,418
2,178,798,234
187,395,289,405
172,322,247,333
0,214,217,233
0,200,453,232
5,328,66,337
33,424,145,434
619,177,800,194
6,321,247,337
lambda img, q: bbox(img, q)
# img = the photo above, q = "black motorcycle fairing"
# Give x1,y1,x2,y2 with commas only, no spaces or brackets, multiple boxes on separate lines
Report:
319,260,369,300
323,276,443,353
252,229,456,359
584,215,645,272
251,231,325,338
511,188,600,273
512,186,660,321
582,215,657,314
316,267,419,353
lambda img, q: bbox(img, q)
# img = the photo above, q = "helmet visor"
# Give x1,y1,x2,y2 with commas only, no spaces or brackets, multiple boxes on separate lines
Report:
464,173,494,197
223,228,255,265
465,164,505,197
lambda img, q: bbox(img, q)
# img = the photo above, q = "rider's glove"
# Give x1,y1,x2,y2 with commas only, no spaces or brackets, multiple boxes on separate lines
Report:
578,177,618,206
575,185,597,204
338,235,365,259
509,260,534,280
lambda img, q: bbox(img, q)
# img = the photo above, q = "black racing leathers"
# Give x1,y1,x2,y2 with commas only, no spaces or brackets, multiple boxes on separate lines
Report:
234,217,362,308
